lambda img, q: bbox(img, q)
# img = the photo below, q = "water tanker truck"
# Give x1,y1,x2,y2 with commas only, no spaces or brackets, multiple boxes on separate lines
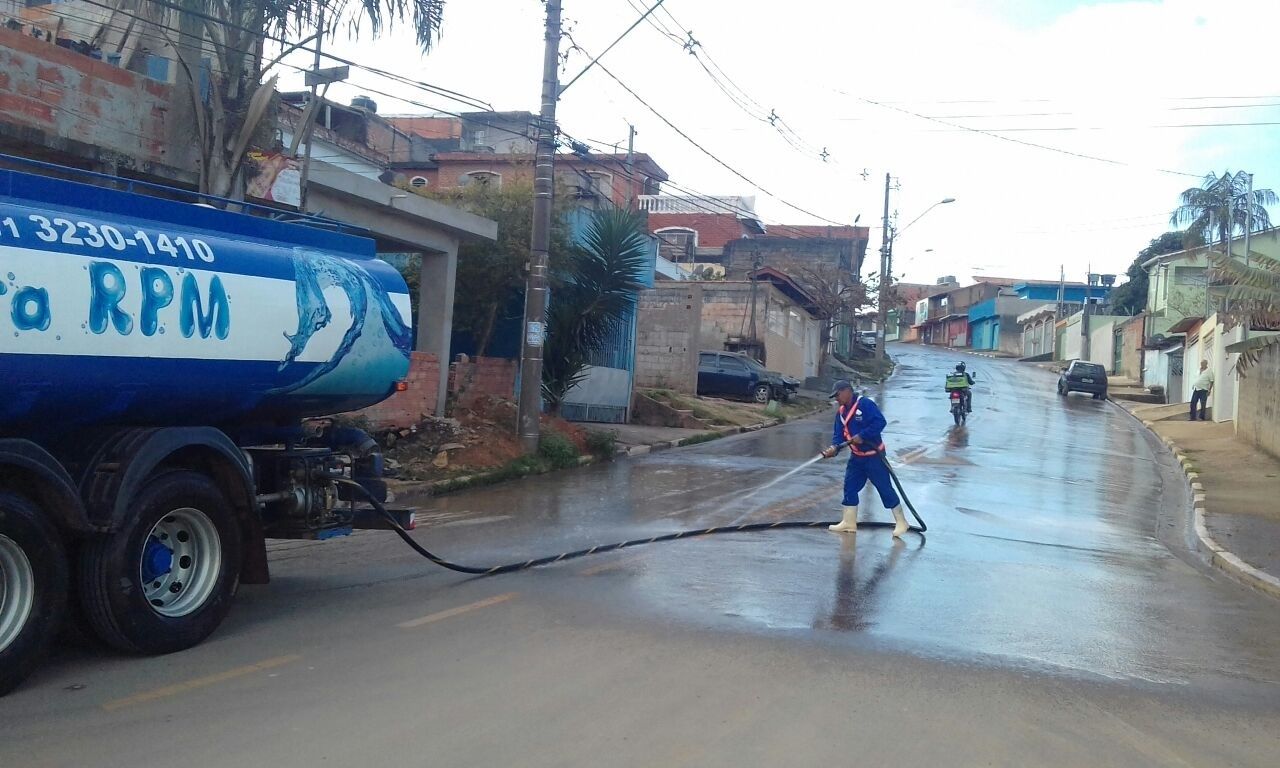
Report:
0,163,419,694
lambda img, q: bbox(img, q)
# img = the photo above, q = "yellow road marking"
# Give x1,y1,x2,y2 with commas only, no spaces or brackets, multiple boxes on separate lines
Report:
101,655,302,712
397,592,518,629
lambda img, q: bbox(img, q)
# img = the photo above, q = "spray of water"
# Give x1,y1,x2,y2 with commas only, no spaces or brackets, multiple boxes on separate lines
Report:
723,452,829,526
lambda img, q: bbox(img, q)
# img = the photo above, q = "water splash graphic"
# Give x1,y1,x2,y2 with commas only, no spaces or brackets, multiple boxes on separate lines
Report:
273,248,412,395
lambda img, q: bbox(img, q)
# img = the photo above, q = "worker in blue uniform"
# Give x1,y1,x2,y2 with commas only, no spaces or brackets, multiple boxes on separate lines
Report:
821,380,909,537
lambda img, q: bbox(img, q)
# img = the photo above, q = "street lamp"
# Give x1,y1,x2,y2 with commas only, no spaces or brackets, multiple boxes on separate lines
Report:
896,198,956,239
876,197,955,360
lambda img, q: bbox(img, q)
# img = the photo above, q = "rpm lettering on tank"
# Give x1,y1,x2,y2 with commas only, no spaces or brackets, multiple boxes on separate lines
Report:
87,261,229,339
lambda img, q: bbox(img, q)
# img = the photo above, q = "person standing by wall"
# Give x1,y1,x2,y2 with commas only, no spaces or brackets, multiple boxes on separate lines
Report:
1190,359,1214,421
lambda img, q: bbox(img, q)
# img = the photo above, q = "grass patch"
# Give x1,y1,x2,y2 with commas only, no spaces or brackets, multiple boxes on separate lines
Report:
429,448,591,495
538,431,581,469
585,429,618,459
679,431,725,447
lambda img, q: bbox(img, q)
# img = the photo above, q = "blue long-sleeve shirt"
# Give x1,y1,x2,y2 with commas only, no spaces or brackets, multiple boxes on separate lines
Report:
832,396,887,451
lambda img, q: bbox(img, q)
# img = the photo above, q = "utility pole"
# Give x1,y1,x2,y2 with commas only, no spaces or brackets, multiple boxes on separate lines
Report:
1056,265,1065,319
298,7,324,212
1244,172,1254,269
517,0,562,453
875,172,892,362
624,122,636,205
1082,265,1092,360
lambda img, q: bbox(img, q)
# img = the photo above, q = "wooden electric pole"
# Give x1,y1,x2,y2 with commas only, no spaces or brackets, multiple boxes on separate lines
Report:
517,0,563,453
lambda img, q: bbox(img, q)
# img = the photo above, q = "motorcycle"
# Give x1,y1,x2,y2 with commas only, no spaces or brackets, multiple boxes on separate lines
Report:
949,389,967,426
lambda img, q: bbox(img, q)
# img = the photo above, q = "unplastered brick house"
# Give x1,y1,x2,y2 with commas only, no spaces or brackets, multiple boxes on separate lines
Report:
635,270,823,393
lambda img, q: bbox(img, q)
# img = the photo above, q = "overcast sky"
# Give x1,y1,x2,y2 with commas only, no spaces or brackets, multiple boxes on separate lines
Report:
275,0,1280,285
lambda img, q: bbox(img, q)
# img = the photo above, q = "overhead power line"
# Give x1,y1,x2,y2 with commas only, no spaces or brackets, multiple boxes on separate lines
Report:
37,3,861,238
621,0,832,164
565,135,851,241
845,91,1201,178
74,0,493,111
562,34,845,225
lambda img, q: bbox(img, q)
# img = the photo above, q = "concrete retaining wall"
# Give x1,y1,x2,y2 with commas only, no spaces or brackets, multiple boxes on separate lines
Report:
1237,342,1280,460
635,285,702,392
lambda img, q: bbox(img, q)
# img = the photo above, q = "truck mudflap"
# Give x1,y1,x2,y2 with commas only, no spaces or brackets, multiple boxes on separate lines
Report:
78,427,269,584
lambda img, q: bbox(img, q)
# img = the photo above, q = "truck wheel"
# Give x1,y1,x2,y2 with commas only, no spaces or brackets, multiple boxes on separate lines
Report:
753,384,771,403
0,491,68,696
77,471,241,655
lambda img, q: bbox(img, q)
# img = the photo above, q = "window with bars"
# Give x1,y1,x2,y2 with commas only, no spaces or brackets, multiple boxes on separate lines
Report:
656,228,696,263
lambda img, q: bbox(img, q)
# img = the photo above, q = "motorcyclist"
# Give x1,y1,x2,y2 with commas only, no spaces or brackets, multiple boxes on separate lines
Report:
944,362,975,413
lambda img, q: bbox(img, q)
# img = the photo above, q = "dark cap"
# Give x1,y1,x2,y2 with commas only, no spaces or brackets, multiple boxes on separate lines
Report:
828,379,853,398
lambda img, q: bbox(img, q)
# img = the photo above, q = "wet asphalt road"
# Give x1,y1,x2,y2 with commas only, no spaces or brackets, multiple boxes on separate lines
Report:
3,343,1279,766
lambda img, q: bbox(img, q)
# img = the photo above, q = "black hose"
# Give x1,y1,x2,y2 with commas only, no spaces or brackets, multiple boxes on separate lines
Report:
334,451,926,577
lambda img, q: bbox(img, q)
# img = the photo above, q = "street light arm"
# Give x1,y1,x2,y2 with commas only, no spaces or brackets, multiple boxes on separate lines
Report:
895,198,956,239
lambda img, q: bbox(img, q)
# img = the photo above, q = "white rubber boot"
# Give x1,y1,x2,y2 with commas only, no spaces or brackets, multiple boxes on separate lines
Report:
890,506,910,538
829,505,859,533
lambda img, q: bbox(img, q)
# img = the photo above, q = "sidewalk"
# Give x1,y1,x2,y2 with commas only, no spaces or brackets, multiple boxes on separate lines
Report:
607,423,725,455
389,403,828,505
1119,401,1280,598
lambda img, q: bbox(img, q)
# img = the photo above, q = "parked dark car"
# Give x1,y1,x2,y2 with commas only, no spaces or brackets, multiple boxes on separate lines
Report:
697,351,796,403
1057,360,1108,399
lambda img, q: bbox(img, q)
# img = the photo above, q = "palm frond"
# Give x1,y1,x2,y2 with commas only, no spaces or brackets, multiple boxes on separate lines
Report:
541,208,650,410
1230,334,1280,378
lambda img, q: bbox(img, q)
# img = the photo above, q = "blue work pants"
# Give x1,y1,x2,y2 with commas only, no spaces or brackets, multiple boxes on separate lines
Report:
843,452,901,509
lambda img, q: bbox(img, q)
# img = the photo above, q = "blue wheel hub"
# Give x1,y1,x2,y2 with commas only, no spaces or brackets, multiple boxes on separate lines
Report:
141,536,174,583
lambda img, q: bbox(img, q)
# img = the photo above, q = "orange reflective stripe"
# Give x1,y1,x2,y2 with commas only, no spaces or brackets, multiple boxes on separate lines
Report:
841,398,885,456
839,397,860,443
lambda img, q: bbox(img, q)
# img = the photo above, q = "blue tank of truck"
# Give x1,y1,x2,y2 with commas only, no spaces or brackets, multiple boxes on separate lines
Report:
0,167,412,440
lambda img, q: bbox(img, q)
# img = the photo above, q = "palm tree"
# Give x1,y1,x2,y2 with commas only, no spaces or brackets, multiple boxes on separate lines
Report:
542,209,650,413
1208,246,1280,374
1172,171,1280,372
149,0,447,197
1170,170,1277,254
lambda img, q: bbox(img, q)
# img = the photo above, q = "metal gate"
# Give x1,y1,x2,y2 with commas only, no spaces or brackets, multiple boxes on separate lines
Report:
1168,351,1184,404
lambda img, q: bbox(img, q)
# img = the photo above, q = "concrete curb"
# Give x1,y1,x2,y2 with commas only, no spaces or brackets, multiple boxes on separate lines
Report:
1114,401,1280,600
955,349,1017,361
614,402,830,458
405,406,827,499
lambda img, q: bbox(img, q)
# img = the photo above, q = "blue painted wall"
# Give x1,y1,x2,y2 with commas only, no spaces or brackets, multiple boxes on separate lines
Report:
970,317,999,350
1013,284,1112,303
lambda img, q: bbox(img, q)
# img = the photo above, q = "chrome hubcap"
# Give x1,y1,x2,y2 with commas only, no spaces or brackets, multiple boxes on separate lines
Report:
0,534,35,653
139,508,222,618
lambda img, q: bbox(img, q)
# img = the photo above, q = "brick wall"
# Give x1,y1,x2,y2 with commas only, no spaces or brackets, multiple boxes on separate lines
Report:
1119,316,1144,380
722,237,861,280
348,353,440,430
1236,342,1280,460
345,354,518,430
451,356,517,403
0,27,194,172
635,285,702,392
647,212,750,250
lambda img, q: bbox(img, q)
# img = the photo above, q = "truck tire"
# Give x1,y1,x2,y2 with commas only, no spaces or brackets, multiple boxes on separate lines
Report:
77,471,241,655
0,491,68,696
